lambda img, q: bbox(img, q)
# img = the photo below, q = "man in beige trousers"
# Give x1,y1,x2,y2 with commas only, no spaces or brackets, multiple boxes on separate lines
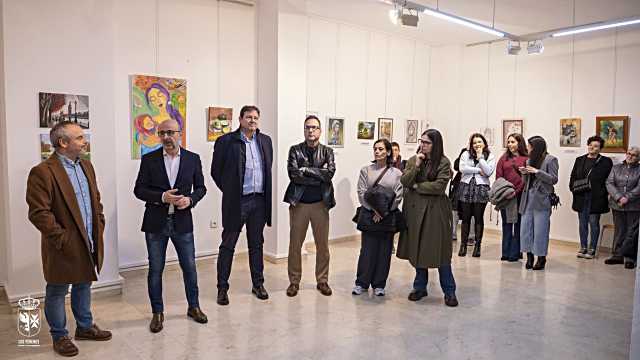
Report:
283,115,336,297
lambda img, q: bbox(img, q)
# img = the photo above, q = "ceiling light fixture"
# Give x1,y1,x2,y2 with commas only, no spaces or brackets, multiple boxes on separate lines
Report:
552,17,640,37
422,6,505,37
507,41,521,55
527,40,544,54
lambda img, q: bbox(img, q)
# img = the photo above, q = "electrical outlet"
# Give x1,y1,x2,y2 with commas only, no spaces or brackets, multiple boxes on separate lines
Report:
210,220,218,229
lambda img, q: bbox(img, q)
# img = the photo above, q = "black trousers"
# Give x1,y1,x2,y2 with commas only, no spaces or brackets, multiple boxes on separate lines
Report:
217,194,266,290
612,210,639,261
460,202,487,226
355,231,394,289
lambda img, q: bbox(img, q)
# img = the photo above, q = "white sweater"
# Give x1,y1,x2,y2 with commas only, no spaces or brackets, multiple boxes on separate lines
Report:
459,150,496,186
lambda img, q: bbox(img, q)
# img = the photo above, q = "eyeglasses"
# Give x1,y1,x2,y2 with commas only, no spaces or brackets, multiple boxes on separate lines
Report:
305,125,320,131
157,130,180,137
420,140,432,145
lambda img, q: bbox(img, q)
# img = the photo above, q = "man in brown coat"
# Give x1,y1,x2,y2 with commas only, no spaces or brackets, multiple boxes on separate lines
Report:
26,121,111,357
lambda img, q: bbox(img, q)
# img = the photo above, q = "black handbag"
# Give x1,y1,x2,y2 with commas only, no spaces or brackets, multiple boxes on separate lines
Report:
572,156,601,194
363,166,395,217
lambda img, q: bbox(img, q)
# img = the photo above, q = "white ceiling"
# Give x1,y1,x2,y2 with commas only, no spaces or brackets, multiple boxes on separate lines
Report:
281,0,640,45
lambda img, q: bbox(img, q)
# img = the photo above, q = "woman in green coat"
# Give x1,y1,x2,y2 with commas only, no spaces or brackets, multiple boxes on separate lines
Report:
397,129,458,307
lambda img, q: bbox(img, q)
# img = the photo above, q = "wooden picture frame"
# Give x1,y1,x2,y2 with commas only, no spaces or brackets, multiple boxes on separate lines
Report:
502,119,524,148
596,115,630,153
378,117,393,141
559,118,581,147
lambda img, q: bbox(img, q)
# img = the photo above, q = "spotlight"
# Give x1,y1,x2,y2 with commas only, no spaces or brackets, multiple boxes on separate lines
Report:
388,8,400,25
527,40,544,55
507,41,521,55
401,8,419,27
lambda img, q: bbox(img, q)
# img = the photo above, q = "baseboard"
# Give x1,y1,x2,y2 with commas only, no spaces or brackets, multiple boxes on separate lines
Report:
6,275,125,305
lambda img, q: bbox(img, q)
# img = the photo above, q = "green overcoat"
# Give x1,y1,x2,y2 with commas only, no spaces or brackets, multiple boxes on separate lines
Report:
396,155,453,268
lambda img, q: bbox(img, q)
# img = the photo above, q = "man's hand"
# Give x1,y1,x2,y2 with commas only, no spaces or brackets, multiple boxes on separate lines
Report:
175,197,191,210
163,189,184,205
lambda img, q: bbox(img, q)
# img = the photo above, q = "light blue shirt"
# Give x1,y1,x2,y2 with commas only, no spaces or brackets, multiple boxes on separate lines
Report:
241,131,264,195
57,153,94,253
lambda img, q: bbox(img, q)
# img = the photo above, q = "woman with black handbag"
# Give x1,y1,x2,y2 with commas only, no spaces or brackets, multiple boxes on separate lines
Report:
352,139,404,297
569,135,613,259
396,129,458,307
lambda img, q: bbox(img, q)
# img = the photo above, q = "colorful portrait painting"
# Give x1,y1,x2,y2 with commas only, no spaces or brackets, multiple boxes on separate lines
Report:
39,92,89,129
130,75,187,159
560,118,581,147
378,118,393,141
502,119,523,148
596,116,629,153
357,121,375,140
405,119,418,144
327,117,345,148
208,107,232,142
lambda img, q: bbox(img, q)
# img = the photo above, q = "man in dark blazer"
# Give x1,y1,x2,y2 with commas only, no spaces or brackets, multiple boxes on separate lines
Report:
211,105,273,305
134,119,208,333
27,121,112,357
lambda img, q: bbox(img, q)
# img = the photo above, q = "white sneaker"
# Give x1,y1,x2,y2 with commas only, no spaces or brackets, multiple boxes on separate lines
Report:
374,288,385,296
352,285,365,295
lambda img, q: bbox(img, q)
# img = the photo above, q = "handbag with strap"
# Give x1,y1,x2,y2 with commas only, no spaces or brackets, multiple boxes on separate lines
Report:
363,166,395,217
572,156,602,194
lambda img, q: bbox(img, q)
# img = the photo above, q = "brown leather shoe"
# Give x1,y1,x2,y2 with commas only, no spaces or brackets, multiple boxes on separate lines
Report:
316,282,332,296
74,324,112,341
286,283,299,297
187,307,208,324
149,312,164,333
53,336,79,357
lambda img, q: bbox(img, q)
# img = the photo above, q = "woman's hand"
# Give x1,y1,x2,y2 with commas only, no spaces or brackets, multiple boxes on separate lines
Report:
416,153,426,166
373,211,383,223
519,166,538,174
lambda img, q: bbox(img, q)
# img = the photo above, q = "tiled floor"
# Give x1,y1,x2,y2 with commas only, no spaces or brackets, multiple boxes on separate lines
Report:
0,233,636,359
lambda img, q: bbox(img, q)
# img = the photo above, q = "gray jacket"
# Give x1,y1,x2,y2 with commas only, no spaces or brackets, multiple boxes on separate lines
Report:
519,154,559,213
357,164,403,211
606,161,640,211
489,177,518,223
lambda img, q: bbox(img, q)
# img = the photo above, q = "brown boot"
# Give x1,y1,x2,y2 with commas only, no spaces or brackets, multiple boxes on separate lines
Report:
74,324,112,341
187,307,208,324
149,312,164,333
286,283,299,297
53,336,79,357
316,282,332,296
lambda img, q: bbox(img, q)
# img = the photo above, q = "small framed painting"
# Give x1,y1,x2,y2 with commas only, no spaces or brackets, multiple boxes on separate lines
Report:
357,121,375,140
378,118,393,141
405,119,418,144
596,115,629,153
502,119,524,148
207,107,233,142
326,117,345,147
559,118,581,147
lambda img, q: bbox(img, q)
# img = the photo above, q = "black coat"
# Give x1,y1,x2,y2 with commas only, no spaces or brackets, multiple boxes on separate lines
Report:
569,154,613,214
211,128,273,231
283,142,336,209
134,147,207,233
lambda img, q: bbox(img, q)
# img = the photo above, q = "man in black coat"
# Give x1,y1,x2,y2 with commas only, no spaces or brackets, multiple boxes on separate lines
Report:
133,119,208,333
569,135,613,259
211,105,273,305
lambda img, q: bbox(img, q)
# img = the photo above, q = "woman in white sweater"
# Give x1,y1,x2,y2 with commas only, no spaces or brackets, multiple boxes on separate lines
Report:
457,133,496,258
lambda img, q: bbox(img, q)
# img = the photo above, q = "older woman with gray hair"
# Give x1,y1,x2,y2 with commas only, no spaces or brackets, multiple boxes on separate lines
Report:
605,146,640,269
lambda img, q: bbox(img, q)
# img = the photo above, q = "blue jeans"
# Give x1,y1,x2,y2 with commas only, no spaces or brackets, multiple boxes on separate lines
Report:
45,282,93,341
520,202,551,256
145,217,199,313
413,265,456,296
501,209,521,258
578,195,601,250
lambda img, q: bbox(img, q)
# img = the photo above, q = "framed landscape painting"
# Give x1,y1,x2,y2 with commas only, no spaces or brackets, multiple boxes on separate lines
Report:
357,121,375,140
596,116,629,153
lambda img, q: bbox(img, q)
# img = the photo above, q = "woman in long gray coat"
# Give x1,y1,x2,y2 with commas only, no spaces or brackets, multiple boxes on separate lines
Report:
519,136,559,271
397,129,458,307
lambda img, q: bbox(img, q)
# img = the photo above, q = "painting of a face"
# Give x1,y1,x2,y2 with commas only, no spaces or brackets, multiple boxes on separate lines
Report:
148,88,167,109
326,117,344,147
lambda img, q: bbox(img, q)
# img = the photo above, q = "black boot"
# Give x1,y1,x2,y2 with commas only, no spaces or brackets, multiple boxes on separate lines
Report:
533,256,546,270
525,252,534,269
472,223,483,257
458,223,469,257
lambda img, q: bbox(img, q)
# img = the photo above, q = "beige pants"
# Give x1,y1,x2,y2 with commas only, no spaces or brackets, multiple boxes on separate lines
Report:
288,202,330,285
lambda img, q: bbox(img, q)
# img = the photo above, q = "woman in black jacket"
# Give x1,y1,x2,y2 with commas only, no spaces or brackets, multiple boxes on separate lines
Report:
569,135,613,259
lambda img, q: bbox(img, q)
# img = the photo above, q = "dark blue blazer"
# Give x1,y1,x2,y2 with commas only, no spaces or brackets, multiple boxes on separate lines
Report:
134,147,207,233
211,128,273,232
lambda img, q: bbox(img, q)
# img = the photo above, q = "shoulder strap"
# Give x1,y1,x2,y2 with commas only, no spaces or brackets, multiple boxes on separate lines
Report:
372,166,391,187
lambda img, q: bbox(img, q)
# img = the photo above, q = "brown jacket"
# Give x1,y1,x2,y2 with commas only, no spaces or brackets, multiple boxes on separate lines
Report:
26,155,105,284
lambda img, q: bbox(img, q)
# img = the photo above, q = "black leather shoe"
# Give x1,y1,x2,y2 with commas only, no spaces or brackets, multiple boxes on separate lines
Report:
252,285,269,300
525,252,534,269
408,289,428,301
217,288,229,306
532,256,546,270
149,313,164,333
187,307,208,324
444,294,459,307
604,256,624,265
458,223,469,257
625,260,636,269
